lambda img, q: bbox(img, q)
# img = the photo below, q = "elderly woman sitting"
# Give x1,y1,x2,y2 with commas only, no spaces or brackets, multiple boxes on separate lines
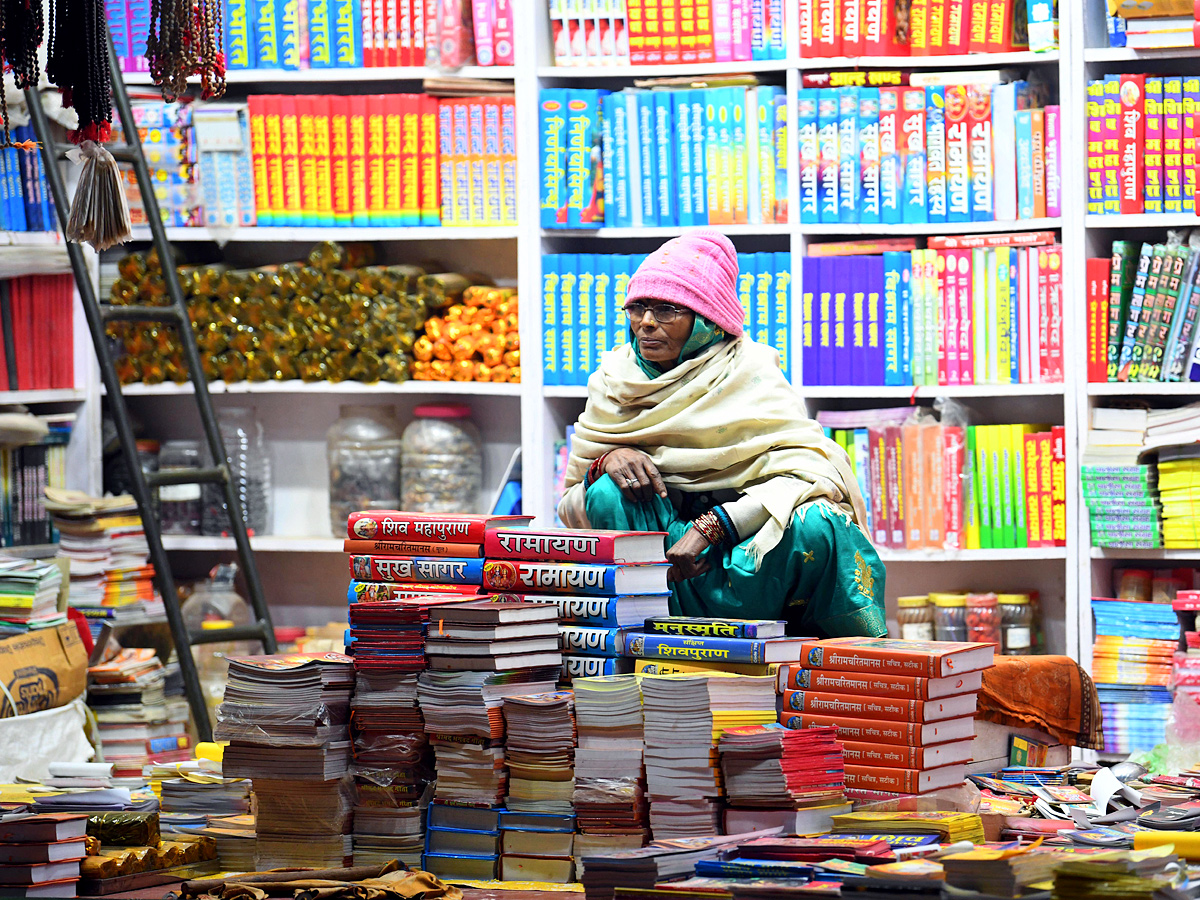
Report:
557,231,886,638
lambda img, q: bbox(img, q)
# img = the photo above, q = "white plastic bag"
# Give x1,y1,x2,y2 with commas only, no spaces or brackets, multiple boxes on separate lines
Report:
0,696,92,782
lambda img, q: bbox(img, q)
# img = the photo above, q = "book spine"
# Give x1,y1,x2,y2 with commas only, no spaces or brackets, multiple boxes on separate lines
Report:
1014,108,1033,220
560,625,624,656
1044,104,1061,218
838,87,860,225
775,251,792,380
347,555,484,583
926,86,947,226
1119,73,1146,215
968,84,993,221
520,595,627,627
798,90,820,224
945,85,970,223
564,655,629,678
779,712,942,745
342,540,482,556
1185,75,1198,214
879,87,901,225
900,87,927,224
1166,75,1185,214
781,689,938,723
840,741,927,768
1102,76,1122,214
843,765,925,793
1031,108,1046,219
540,90,568,227
817,89,840,224
1051,425,1066,547
1087,256,1110,383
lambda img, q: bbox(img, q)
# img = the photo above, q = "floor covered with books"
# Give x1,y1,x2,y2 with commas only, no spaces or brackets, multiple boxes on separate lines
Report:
8,508,1200,900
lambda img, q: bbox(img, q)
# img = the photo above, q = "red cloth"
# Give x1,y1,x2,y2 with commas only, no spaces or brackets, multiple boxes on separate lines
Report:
66,607,93,656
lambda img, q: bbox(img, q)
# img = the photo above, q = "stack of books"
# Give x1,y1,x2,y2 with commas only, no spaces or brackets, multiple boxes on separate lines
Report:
579,832,759,900
717,723,851,835
159,776,251,822
422,805,503,882
0,557,64,636
571,675,649,873
1091,599,1179,753
481,526,670,680
46,490,162,640
87,648,190,779
198,814,256,872
498,809,577,883
1082,410,1161,550
778,637,995,799
831,809,988,844
0,813,87,899
628,617,800,678
1106,8,1197,49
215,653,355,869
640,674,777,839
1158,446,1200,548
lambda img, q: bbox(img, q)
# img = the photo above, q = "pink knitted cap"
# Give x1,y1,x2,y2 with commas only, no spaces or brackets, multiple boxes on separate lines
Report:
625,230,744,337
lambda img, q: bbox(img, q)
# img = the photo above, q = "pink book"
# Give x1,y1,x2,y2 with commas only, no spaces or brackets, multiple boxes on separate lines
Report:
1037,247,1051,382
471,0,495,65
1045,245,1064,383
1016,247,1031,384
934,250,947,386
942,249,959,386
1044,105,1061,218
714,0,734,60
955,249,974,386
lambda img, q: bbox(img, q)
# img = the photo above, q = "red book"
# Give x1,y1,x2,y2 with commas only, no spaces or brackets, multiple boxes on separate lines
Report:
944,0,967,53
1086,257,1110,383
398,0,412,65
384,93,404,225
839,738,974,769
278,96,303,224
385,0,399,66
12,277,29,389
342,540,483,557
844,763,966,793
361,0,376,65
814,0,839,56
776,665,983,699
984,0,1012,51
927,0,946,52
884,425,904,548
419,94,440,226
261,95,287,223
660,0,681,63
1118,74,1145,215
366,94,388,225
0,816,87,844
939,249,955,385
780,689,978,722
909,0,929,54
798,0,814,55
492,0,514,64
295,96,319,220
967,0,988,52
796,636,997,677
841,0,862,56
927,230,1057,250
0,860,81,885
348,95,370,224
867,426,888,547
348,512,532,542
1051,425,1066,547
330,96,351,224
0,840,85,865
778,711,978,746
484,529,666,564
737,835,893,864
57,277,73,389
400,93,421,226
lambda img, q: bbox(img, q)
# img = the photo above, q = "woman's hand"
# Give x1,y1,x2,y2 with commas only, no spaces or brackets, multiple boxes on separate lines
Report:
666,527,712,582
604,448,668,503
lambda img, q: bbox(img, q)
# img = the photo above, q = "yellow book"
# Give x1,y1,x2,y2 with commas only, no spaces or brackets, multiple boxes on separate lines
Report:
633,659,782,677
964,426,981,550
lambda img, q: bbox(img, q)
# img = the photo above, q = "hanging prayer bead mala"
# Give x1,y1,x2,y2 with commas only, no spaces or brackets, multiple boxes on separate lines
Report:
146,0,226,101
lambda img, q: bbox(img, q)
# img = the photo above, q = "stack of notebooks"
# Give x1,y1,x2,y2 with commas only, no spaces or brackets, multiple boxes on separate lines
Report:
46,489,162,639
0,557,64,636
572,675,649,868
1082,407,1161,550
640,674,777,839
481,526,670,680
831,809,988,845
0,813,87,899
579,832,759,900
87,648,190,779
159,776,251,823
717,723,851,835
1158,446,1200,548
215,652,355,869
198,814,256,873
777,637,995,799
1091,598,1179,753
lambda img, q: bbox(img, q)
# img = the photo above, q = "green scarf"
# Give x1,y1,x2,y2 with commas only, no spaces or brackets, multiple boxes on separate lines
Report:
632,315,728,378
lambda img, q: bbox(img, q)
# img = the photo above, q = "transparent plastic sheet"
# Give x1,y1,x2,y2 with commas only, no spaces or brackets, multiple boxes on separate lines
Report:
352,766,431,809
351,731,428,758
213,700,349,746
87,811,161,847
852,779,982,814
572,777,646,805
252,774,356,835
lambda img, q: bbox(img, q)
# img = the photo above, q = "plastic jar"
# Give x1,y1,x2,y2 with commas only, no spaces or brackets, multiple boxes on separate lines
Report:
930,592,968,642
999,593,1033,655
966,592,1001,647
326,404,402,535
896,595,935,641
181,564,261,729
202,406,272,536
401,404,483,513
159,439,202,535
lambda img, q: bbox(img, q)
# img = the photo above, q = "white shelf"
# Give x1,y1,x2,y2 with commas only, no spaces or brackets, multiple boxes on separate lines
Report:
801,218,1061,236
124,66,516,85
0,389,87,404
538,60,792,78
1,544,58,558
544,224,791,239
801,383,1065,399
1083,47,1199,63
1088,382,1200,396
163,535,341,552
795,51,1060,69
544,385,589,398
116,381,522,397
1085,214,1200,229
1091,547,1200,560
879,547,1068,562
0,232,62,246
130,225,519,244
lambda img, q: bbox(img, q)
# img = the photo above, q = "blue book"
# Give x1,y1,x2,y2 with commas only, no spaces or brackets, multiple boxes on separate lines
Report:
563,655,634,678
773,93,787,222
645,616,786,638
0,152,11,232
880,89,901,226
305,0,333,66
816,89,839,224
802,255,820,385
838,87,860,224
542,255,560,386
750,0,768,60
611,253,632,350
882,251,906,386
818,256,836,385
858,88,881,226
754,251,772,347
797,89,819,224
690,90,709,224
539,90,568,228
898,251,914,384
653,90,676,226
224,0,256,69
624,631,809,664
866,254,885,386
19,127,43,231
1008,251,1020,384
635,90,658,226
559,625,632,656
737,252,756,338
925,86,947,226
576,254,596,385
833,264,849,385
594,255,612,369
512,593,671,627
600,94,617,227
277,0,301,69
565,89,599,229
901,89,927,225
484,561,670,596
847,256,866,386
6,149,24,232
768,0,786,59
611,94,631,227
696,860,816,879
772,251,792,381
1015,108,1034,220
675,92,695,227
559,255,578,386
333,0,362,66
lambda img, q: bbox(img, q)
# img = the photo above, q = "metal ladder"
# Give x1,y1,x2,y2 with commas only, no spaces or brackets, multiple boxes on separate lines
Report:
24,36,277,742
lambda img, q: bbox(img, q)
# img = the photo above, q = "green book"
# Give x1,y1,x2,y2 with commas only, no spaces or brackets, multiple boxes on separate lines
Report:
1117,243,1157,380
1142,246,1191,381
1106,240,1139,381
1125,244,1168,381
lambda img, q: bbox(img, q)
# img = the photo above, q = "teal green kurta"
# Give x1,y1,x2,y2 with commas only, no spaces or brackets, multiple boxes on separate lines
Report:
584,473,887,638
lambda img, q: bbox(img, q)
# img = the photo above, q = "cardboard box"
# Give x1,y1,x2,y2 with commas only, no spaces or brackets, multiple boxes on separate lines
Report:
0,624,86,718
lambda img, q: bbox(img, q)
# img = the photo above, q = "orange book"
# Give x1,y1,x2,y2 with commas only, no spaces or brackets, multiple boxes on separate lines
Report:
400,93,421,226
452,99,472,226
1023,432,1042,547
1031,108,1046,218
384,93,404,226
925,424,946,550
967,0,988,52
627,0,647,63
777,711,978,746
796,636,995,678
349,95,370,225
840,739,974,770
483,98,504,226
643,0,663,64
420,94,440,226
437,99,457,225
694,0,714,62
341,539,483,557
1037,432,1054,551
679,0,697,62
330,96,352,225
660,0,681,64
909,0,929,54
261,96,286,227
779,689,978,723
278,96,303,225
844,764,966,793
928,0,946,52
902,422,925,549
499,97,517,226
246,96,273,225
943,425,965,550
776,665,984,700
366,94,388,225
296,96,320,225
467,98,487,226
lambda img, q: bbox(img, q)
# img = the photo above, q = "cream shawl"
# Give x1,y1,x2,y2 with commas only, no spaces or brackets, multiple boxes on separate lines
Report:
558,337,869,567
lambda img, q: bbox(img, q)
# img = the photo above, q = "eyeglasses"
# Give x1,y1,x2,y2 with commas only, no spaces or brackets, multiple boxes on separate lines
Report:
624,302,688,324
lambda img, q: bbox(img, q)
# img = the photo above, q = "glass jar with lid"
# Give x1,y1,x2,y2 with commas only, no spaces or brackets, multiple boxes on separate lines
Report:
326,404,402,535
966,592,1001,647
930,592,968,642
400,404,483,513
896,595,934,641
999,593,1034,655
159,439,202,534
